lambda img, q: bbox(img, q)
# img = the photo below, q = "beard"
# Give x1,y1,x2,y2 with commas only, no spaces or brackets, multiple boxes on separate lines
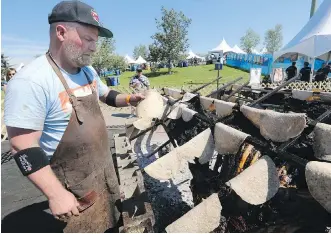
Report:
63,41,92,67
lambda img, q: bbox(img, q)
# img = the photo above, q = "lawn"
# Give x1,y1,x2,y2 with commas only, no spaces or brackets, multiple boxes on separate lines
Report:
1,64,249,106
102,64,249,89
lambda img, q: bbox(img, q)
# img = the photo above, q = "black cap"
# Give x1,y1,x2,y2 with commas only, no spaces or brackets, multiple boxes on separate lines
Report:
136,68,143,72
48,1,113,38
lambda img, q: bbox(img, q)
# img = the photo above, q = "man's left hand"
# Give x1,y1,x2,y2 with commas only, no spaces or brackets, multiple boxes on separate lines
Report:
129,93,145,106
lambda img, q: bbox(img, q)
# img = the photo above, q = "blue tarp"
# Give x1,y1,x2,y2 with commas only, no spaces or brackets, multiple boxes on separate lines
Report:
226,53,273,75
226,52,328,76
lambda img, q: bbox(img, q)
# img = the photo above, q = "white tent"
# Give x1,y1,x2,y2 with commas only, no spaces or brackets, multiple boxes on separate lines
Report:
186,50,204,60
135,56,147,64
124,54,136,64
273,0,331,62
251,48,261,55
232,45,247,54
15,63,25,72
209,38,233,53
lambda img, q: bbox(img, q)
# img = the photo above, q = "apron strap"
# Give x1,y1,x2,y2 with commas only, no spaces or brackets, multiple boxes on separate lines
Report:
81,68,96,93
46,52,84,123
46,52,78,106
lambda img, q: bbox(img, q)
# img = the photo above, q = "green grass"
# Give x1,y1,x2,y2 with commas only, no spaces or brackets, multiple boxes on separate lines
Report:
102,64,249,89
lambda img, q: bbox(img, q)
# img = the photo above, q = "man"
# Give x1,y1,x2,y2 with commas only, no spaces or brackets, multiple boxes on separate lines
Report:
4,1,144,232
129,68,150,92
285,62,297,80
300,62,311,82
315,62,331,82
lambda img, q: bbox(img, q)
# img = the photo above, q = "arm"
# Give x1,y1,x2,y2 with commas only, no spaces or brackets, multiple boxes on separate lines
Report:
4,79,79,218
99,89,144,107
96,74,145,107
8,127,79,218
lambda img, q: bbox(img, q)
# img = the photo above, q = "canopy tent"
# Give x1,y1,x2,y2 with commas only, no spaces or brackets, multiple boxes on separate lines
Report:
252,48,261,55
273,0,331,62
135,56,147,64
209,38,234,53
186,50,204,60
15,63,24,72
232,45,247,54
124,54,136,64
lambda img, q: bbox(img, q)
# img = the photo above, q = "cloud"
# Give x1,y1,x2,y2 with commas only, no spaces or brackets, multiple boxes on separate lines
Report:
1,34,49,66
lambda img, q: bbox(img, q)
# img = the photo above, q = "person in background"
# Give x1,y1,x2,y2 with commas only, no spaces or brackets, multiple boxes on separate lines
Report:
300,62,311,82
6,68,17,81
129,68,150,92
315,62,331,82
128,68,150,117
1,68,17,93
285,62,297,80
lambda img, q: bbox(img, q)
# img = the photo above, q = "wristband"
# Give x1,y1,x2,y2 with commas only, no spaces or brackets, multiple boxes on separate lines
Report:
13,147,50,176
125,95,131,105
106,90,121,107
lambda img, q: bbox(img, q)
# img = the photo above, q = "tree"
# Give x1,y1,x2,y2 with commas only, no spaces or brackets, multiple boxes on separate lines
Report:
1,53,11,79
240,29,260,54
133,44,149,60
109,54,127,71
91,38,115,72
264,24,283,54
151,6,192,73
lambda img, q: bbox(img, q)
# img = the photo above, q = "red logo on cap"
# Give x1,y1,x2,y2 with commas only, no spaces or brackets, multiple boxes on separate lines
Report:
91,9,100,24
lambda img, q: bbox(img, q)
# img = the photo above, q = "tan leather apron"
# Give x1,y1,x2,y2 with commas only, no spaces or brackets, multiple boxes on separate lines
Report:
46,53,121,233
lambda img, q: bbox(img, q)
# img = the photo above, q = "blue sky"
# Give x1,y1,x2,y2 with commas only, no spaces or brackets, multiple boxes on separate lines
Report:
1,0,323,66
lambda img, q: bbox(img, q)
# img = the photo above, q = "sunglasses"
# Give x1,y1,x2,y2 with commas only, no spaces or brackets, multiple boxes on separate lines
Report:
8,73,16,77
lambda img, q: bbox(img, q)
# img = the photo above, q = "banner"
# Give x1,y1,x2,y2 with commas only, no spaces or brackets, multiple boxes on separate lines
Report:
249,68,262,86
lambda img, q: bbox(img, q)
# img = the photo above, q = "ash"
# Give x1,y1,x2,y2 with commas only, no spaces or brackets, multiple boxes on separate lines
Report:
131,126,194,232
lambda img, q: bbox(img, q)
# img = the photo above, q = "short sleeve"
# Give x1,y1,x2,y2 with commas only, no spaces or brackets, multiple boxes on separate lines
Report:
87,66,108,97
4,78,47,131
96,76,109,97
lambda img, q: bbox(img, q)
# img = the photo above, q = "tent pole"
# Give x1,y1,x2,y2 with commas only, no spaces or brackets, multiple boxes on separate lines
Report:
310,58,315,83
310,0,317,18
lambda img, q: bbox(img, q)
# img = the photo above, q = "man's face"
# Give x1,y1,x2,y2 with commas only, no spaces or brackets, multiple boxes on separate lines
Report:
63,24,98,67
137,71,142,76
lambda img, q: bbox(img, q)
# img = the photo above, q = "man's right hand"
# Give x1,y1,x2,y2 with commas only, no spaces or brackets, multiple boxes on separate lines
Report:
48,188,80,220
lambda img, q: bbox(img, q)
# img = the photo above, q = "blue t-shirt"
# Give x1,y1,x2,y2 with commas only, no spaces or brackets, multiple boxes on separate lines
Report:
4,55,109,157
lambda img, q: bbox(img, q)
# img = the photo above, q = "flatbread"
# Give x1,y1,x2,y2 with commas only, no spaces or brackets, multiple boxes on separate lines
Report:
178,128,215,164
133,118,154,130
214,99,235,118
305,161,331,213
240,105,306,142
181,92,197,102
181,107,197,122
167,103,187,120
136,90,165,119
313,123,331,162
214,123,249,154
165,88,182,99
292,90,313,101
165,193,222,233
259,111,306,142
144,148,182,180
226,155,279,205
199,96,215,111
240,105,263,128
